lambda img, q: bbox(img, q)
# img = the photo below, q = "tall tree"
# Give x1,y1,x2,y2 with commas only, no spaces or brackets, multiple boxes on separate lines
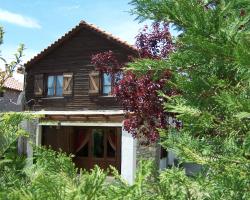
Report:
0,27,24,92
129,0,250,198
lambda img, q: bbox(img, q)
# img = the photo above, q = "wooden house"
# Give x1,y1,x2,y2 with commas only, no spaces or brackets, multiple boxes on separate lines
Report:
22,21,167,183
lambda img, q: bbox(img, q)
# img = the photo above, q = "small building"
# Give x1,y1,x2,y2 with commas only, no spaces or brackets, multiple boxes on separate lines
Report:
0,77,23,112
22,21,167,183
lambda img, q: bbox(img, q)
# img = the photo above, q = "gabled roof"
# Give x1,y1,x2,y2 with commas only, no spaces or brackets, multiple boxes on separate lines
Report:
4,77,23,91
25,20,138,68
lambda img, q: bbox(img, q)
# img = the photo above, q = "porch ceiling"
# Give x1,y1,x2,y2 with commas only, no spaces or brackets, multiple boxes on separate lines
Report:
30,110,126,124
31,110,125,116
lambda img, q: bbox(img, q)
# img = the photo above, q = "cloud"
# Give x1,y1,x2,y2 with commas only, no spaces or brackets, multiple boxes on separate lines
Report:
0,8,41,29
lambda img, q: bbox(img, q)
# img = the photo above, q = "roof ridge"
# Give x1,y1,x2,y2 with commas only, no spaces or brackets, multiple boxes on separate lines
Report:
25,20,137,67
79,20,136,49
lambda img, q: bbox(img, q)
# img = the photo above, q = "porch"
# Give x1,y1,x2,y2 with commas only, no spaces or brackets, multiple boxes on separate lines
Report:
22,110,137,184
42,126,121,173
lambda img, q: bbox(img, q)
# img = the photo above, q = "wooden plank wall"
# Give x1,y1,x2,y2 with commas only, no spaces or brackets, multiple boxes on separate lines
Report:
42,126,74,154
25,27,136,111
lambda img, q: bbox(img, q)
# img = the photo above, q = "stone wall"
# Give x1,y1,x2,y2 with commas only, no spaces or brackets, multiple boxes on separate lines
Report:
136,139,160,167
0,89,22,112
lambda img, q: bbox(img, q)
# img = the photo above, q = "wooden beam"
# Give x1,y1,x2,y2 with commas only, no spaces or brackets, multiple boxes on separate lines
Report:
41,114,123,123
39,121,123,127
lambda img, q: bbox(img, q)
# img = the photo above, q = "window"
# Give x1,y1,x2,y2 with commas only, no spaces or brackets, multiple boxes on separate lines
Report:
102,73,112,96
47,75,63,97
34,74,44,96
102,72,122,96
34,73,73,97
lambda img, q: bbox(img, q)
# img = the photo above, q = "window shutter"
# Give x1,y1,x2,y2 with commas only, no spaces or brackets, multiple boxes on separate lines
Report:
89,71,100,95
34,74,44,96
63,72,73,96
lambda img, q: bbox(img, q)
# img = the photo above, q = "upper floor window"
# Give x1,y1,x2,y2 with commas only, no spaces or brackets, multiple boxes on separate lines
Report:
88,71,122,96
34,73,73,97
102,72,123,96
47,75,63,97
102,73,112,96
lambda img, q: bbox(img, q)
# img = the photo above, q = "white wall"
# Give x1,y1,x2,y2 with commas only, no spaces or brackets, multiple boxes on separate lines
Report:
160,157,167,170
121,128,137,184
36,125,42,146
167,151,177,166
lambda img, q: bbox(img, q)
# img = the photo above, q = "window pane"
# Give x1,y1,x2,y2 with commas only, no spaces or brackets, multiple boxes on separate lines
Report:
47,76,54,96
103,73,111,95
103,73,111,85
56,75,63,96
103,85,111,95
93,129,104,158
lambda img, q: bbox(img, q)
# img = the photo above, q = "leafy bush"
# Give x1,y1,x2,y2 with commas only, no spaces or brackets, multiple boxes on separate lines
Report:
0,112,249,199
0,112,31,156
0,145,206,200
129,0,250,199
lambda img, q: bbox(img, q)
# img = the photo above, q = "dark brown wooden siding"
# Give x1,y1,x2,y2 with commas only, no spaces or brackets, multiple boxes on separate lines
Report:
25,27,136,111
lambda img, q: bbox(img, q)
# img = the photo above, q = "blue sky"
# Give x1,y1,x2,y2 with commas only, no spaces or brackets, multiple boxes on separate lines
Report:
0,0,144,65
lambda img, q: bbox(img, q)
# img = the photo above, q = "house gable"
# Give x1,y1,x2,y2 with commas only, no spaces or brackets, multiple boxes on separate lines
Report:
25,20,137,69
25,21,137,111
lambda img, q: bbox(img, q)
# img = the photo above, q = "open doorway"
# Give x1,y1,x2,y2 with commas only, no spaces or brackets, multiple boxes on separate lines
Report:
42,126,121,172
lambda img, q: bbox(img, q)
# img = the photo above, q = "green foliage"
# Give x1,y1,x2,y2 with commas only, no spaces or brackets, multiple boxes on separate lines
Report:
0,145,208,200
129,0,250,199
0,143,27,193
0,112,248,199
0,112,32,156
0,113,31,198
0,113,207,200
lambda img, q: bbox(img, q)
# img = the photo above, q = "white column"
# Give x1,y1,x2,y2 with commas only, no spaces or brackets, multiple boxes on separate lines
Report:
121,127,137,184
36,125,42,146
167,151,177,166
21,119,38,166
17,136,25,155
160,157,167,170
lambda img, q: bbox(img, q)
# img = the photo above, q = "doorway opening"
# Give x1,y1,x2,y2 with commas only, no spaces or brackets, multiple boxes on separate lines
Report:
42,126,121,172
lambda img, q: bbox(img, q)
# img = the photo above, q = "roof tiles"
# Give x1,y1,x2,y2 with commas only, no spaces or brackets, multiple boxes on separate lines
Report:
3,77,23,91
